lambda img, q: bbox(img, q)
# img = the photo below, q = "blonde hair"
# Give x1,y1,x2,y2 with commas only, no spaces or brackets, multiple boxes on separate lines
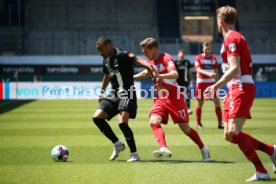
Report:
140,37,159,49
216,6,237,25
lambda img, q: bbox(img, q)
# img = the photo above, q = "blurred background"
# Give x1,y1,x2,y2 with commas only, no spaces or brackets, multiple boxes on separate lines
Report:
0,0,276,99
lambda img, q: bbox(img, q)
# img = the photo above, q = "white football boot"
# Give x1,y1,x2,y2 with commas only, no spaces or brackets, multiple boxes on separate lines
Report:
196,124,204,130
270,145,276,173
246,172,270,182
201,146,211,161
153,147,172,158
109,141,125,161
127,152,140,162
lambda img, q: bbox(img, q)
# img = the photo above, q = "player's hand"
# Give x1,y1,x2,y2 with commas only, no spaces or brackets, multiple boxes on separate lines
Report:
204,85,215,100
98,94,104,103
208,72,217,78
150,65,159,78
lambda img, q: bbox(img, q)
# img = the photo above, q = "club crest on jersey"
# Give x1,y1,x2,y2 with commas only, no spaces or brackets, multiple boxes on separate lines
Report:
229,43,236,52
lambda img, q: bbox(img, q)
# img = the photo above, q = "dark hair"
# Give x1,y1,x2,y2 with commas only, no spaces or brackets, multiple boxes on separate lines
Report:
96,36,112,46
202,41,211,48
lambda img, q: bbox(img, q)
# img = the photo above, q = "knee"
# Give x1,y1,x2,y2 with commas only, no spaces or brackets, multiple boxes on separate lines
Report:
197,101,204,107
150,118,161,125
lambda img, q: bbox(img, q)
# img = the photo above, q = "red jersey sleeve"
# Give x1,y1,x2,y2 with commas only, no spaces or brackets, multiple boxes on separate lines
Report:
225,37,240,57
163,55,176,72
194,55,200,69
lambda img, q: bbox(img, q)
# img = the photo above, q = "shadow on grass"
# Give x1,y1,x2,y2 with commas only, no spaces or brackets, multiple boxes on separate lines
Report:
0,100,34,115
117,159,235,164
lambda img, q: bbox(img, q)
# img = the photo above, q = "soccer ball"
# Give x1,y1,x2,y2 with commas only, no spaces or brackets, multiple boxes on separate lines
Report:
51,145,69,162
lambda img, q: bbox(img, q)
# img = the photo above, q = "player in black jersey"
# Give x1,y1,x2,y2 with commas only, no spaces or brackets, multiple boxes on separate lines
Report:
92,37,155,162
175,50,193,114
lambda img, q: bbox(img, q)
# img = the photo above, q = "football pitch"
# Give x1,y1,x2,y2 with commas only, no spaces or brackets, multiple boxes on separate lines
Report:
0,99,276,184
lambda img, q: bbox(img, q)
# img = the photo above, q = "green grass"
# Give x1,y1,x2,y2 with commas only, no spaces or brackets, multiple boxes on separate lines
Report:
0,99,276,184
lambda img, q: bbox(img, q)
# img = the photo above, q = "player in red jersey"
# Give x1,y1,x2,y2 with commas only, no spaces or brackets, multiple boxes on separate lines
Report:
194,42,224,129
134,37,211,161
204,6,276,181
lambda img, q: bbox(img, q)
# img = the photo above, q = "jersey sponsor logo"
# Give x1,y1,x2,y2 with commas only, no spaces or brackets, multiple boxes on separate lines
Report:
114,59,118,67
109,69,119,76
200,59,214,65
229,43,236,52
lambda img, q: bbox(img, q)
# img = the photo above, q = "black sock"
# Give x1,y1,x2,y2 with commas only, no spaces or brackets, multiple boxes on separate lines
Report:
186,98,191,109
119,123,137,153
92,117,119,144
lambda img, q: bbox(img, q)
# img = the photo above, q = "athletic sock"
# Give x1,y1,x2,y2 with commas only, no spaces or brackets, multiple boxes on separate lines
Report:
195,107,202,125
231,131,268,173
92,117,119,144
151,124,167,148
244,133,274,155
215,107,222,125
186,128,204,149
186,98,191,109
119,123,137,153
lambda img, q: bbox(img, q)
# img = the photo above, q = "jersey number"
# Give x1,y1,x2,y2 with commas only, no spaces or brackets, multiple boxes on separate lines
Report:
178,109,186,119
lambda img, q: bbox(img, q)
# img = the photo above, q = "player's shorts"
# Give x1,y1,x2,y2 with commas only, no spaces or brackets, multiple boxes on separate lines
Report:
149,91,189,124
223,83,256,123
195,82,218,100
97,90,137,121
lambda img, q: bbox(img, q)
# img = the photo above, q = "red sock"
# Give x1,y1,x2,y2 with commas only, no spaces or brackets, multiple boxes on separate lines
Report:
151,124,167,148
195,107,201,125
215,107,222,124
231,132,267,173
245,133,274,155
186,128,204,149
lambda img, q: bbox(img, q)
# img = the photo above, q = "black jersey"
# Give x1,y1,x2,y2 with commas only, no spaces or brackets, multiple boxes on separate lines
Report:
175,59,192,85
103,48,136,90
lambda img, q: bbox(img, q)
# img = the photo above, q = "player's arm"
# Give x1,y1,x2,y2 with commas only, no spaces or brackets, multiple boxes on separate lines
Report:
98,74,110,103
196,68,216,78
194,57,215,78
213,56,240,90
134,57,153,73
158,69,178,80
133,69,151,80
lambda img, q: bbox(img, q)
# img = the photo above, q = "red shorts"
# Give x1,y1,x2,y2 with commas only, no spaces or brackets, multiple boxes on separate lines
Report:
195,82,218,100
224,84,256,123
149,91,189,124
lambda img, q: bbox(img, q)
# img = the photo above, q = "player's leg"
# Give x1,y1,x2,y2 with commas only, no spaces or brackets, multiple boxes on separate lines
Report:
93,98,125,161
224,118,271,181
117,111,140,162
178,123,210,161
213,97,223,129
93,108,119,145
195,99,204,129
195,83,204,129
150,114,172,158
